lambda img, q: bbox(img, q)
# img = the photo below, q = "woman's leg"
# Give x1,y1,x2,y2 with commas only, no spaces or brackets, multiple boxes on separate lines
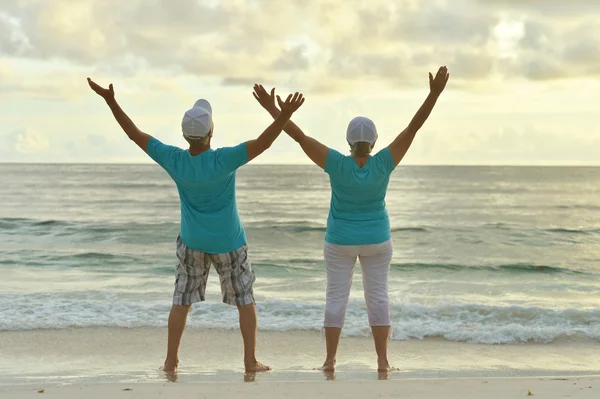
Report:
322,242,358,371
358,240,393,371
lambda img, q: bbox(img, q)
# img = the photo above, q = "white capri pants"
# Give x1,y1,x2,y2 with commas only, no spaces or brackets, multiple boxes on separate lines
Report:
323,239,393,328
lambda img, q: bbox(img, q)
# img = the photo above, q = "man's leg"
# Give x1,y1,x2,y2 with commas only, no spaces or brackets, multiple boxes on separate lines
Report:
164,236,210,373
238,302,271,372
163,304,191,372
214,244,270,373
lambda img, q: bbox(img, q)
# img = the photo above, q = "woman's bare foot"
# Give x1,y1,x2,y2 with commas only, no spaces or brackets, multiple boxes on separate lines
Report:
245,361,271,373
377,358,397,373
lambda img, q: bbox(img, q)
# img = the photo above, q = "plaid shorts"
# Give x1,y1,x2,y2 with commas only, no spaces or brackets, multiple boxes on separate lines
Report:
173,236,256,307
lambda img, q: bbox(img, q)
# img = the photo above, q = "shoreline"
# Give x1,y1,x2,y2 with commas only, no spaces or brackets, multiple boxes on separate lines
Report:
2,327,600,386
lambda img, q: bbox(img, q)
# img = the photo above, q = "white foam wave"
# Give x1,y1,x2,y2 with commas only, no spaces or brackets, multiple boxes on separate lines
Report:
1,294,599,344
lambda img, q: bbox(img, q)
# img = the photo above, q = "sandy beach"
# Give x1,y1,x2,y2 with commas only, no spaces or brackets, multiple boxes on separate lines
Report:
2,327,599,393
1,377,598,399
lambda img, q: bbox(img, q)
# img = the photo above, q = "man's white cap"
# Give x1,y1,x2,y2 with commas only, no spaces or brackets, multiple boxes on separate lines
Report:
346,116,378,145
182,99,213,138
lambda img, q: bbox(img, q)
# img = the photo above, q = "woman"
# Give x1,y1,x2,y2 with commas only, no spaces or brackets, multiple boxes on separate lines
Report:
253,66,449,372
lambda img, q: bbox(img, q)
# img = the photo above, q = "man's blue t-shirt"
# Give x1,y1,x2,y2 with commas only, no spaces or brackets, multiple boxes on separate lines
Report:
147,138,249,254
324,147,396,246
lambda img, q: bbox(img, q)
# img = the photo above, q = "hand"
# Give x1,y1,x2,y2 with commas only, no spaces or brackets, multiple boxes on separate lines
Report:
253,84,277,113
276,92,305,118
87,77,115,100
429,66,449,96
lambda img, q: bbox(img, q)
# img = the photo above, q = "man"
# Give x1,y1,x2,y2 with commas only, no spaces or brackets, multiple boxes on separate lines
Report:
87,77,304,373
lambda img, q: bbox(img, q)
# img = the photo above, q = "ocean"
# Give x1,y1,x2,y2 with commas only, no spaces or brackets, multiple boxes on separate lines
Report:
1,163,599,347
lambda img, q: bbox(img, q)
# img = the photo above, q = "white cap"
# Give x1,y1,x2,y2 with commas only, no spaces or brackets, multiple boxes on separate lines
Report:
182,99,213,138
346,116,378,145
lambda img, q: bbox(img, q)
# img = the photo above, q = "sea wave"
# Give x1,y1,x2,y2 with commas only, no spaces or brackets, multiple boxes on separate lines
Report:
1,294,598,344
391,262,586,275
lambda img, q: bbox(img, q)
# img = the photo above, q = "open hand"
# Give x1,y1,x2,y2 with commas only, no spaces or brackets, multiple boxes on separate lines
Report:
429,66,449,96
253,84,277,113
87,78,115,100
276,92,305,118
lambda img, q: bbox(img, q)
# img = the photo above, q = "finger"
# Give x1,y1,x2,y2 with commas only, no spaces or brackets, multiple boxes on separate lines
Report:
285,93,292,104
270,88,275,98
253,92,260,101
429,72,433,83
109,83,114,92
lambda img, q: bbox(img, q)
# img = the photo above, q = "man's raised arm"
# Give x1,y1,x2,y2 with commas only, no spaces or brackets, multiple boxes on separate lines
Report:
245,92,305,162
252,84,329,169
87,78,153,152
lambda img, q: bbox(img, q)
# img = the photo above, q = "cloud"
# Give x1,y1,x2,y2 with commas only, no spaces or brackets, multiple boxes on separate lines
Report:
0,61,86,100
15,128,49,154
0,0,599,96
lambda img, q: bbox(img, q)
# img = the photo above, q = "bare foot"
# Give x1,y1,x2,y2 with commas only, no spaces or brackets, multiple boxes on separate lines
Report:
377,359,398,373
164,370,178,382
245,361,271,373
314,359,336,372
162,359,178,373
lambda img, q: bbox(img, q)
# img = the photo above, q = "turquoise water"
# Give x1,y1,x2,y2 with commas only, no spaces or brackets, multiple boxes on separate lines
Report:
0,164,599,343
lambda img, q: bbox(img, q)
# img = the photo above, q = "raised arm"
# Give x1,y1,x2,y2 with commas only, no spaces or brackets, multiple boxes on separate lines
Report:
246,92,305,162
87,78,152,152
388,66,449,166
253,84,329,169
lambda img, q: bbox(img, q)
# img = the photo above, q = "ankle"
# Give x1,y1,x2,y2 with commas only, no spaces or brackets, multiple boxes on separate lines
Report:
164,357,179,365
244,357,258,366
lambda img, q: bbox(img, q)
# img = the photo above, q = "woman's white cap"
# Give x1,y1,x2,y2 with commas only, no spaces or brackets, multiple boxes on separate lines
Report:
346,116,378,145
182,99,213,138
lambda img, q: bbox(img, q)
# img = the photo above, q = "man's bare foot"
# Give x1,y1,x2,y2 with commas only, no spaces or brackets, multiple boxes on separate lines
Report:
164,370,178,382
162,359,178,373
315,359,336,372
245,361,271,373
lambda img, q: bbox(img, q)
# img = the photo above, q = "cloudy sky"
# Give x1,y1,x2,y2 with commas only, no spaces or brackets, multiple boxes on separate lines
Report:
1,0,599,164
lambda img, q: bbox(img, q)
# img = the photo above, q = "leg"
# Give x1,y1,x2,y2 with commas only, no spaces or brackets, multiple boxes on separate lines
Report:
214,244,270,372
238,302,270,372
164,236,210,372
322,242,358,371
163,304,191,372
358,240,393,372
371,326,391,372
321,327,342,372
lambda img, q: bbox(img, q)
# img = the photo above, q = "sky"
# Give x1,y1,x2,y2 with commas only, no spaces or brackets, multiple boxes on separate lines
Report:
1,0,599,165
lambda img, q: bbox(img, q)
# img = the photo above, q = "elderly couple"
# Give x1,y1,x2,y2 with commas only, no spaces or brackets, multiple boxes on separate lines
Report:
87,66,449,374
